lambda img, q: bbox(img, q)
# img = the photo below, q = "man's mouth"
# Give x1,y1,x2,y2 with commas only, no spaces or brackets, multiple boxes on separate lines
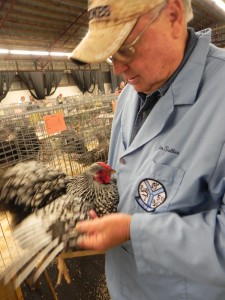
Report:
127,76,138,84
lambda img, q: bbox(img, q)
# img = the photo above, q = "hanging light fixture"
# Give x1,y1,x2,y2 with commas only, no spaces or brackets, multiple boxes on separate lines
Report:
212,0,225,12
0,49,9,54
0,49,71,57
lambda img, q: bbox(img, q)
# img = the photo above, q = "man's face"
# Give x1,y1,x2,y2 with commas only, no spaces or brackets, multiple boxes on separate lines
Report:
112,2,187,94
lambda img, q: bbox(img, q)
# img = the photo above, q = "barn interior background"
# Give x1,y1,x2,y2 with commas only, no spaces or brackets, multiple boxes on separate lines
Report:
1,0,225,299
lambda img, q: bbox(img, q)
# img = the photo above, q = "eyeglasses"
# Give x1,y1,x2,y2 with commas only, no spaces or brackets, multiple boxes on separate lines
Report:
110,2,167,64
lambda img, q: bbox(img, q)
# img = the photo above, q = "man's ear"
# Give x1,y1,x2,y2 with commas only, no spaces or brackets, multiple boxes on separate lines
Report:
166,0,185,39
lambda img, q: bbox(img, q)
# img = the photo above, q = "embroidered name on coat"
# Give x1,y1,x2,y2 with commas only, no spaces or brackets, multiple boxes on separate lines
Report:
135,179,167,212
159,145,179,155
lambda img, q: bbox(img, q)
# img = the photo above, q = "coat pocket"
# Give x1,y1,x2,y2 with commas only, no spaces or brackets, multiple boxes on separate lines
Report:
132,160,185,213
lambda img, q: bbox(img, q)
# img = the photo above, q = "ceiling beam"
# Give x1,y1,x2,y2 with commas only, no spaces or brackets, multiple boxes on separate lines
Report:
48,10,87,49
0,0,17,29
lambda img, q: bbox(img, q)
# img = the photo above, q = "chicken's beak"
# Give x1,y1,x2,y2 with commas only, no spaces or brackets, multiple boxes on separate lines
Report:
110,169,116,174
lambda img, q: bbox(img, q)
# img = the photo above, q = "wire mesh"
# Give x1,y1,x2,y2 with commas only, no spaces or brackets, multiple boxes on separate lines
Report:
0,94,116,274
0,94,115,174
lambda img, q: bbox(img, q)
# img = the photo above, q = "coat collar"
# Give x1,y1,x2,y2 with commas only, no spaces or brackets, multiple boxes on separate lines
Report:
172,29,211,106
120,29,212,155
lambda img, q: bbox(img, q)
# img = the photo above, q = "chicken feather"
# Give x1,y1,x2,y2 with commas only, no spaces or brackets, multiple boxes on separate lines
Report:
0,160,119,290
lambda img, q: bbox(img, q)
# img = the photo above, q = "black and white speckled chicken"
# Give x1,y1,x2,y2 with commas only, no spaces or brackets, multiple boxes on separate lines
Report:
58,129,88,154
0,124,40,167
74,128,111,166
0,160,118,289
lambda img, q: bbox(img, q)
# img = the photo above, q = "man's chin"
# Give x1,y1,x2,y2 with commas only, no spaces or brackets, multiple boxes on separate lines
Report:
132,84,153,94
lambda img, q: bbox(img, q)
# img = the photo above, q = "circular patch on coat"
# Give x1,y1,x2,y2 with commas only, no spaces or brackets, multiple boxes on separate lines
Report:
135,178,167,212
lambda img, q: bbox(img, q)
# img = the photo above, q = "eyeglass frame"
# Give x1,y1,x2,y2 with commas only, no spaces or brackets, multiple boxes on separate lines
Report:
110,1,167,64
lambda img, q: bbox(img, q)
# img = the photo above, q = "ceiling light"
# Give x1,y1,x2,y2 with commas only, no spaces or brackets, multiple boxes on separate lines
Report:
50,52,71,57
30,51,49,56
0,49,72,57
10,50,32,55
212,0,225,12
10,50,50,55
0,49,9,54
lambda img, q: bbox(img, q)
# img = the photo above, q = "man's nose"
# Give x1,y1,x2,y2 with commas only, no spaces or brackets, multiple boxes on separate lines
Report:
113,59,129,76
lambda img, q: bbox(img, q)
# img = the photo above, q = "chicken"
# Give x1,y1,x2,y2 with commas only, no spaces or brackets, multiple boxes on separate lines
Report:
0,124,40,167
14,125,40,160
74,143,109,165
74,128,111,165
58,129,88,154
0,160,118,290
0,140,18,166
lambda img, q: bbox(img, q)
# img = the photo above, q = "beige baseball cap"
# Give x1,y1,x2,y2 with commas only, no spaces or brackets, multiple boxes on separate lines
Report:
70,0,166,65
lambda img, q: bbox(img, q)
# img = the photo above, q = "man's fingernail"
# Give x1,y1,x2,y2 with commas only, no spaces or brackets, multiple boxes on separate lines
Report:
75,224,81,230
76,236,83,245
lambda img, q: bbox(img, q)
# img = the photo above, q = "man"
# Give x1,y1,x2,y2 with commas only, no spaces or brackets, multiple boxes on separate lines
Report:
18,95,26,105
71,0,225,299
27,95,40,111
115,81,126,95
56,93,63,104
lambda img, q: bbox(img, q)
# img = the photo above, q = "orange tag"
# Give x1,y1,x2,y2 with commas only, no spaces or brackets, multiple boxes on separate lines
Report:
44,112,67,135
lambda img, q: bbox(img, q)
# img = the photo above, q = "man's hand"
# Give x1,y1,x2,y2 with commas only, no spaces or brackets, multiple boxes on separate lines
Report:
75,211,132,251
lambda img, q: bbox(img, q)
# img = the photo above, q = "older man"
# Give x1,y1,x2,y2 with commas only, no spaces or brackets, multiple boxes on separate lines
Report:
72,0,225,299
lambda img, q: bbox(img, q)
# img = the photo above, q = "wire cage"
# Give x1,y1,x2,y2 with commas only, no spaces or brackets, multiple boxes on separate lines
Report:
0,94,116,277
0,94,116,175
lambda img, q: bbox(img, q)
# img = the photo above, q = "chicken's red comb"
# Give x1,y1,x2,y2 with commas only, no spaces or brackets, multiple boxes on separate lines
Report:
97,162,111,170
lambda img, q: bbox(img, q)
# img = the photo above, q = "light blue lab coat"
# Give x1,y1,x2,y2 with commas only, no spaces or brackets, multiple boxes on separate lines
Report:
106,29,225,300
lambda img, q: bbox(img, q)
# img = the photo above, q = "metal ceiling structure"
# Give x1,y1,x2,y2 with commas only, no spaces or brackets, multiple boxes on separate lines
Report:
190,0,225,47
0,0,88,53
0,0,225,59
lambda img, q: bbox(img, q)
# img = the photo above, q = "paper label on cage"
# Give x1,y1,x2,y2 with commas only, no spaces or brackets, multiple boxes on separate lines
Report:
44,113,67,135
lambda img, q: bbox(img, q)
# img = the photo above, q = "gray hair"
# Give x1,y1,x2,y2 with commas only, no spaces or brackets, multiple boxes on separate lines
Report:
182,0,193,22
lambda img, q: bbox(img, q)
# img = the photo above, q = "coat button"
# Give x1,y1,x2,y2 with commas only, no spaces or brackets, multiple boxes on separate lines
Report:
119,157,126,165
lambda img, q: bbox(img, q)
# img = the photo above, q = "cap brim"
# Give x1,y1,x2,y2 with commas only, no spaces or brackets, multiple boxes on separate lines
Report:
69,19,137,65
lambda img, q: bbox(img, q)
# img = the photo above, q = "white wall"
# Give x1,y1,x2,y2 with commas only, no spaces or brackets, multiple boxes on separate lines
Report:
0,86,83,106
